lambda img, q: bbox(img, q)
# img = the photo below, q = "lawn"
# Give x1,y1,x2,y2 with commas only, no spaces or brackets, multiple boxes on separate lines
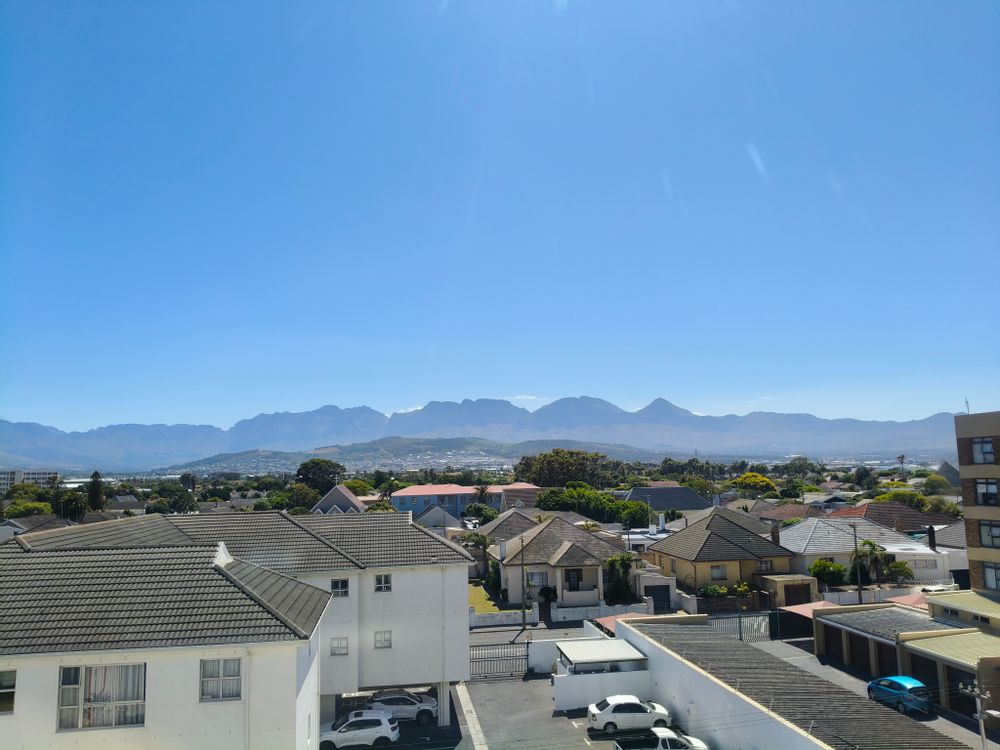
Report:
468,583,501,613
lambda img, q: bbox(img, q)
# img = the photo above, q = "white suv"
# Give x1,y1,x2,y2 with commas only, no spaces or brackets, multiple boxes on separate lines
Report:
365,689,439,725
588,694,671,735
320,710,399,748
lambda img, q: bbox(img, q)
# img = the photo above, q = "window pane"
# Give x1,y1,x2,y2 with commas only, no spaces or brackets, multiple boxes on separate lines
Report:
0,692,13,713
201,660,220,679
222,678,241,699
83,705,115,727
115,665,144,702
0,671,14,690
201,679,221,700
116,703,145,726
60,686,80,708
223,659,241,678
84,667,113,703
61,667,80,687
59,707,79,729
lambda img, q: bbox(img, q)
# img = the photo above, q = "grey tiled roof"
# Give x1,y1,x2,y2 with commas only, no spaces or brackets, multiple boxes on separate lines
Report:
778,517,933,555
648,508,791,562
630,622,970,750
931,521,967,549
298,512,473,567
311,484,366,514
817,607,959,643
625,486,712,512
414,505,464,529
488,517,623,566
23,513,195,549
2,514,76,533
548,541,603,567
0,545,330,655
478,508,593,542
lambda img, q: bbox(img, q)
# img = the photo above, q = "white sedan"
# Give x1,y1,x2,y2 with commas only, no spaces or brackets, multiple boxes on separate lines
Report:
588,694,672,735
365,689,438,725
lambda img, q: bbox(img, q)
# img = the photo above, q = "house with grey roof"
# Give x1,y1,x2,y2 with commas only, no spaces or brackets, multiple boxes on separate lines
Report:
3,510,473,736
310,484,366,514
0,514,75,541
478,507,594,542
487,516,625,606
0,537,330,749
625,486,712,512
779,517,953,583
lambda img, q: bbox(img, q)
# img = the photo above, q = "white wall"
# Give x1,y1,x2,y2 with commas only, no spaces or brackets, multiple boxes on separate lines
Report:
618,624,827,749
552,670,651,712
0,641,316,750
792,552,952,583
526,637,607,674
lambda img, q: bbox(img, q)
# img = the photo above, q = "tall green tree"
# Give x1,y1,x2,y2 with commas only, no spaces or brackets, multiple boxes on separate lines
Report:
733,472,777,499
87,471,105,510
460,531,494,577
179,473,197,491
295,459,346,495
851,539,889,587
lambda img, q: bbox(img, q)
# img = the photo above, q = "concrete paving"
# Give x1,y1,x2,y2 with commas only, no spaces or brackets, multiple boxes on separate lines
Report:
750,637,996,750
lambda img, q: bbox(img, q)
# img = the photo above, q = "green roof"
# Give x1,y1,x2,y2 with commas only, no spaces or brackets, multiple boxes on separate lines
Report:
906,630,1000,669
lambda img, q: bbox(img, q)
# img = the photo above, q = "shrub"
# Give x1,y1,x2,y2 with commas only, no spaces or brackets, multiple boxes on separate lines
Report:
808,559,847,587
781,517,804,527
698,585,728,598
4,501,53,519
885,561,915,582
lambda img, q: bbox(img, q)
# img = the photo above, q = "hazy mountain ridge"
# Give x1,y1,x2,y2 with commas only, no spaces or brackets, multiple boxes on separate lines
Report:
0,396,959,471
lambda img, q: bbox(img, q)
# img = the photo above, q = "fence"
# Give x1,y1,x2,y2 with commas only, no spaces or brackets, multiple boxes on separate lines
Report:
469,642,528,679
707,611,775,643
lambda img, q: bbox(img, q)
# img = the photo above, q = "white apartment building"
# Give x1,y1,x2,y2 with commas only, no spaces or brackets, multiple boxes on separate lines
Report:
0,468,59,493
0,541,328,750
1,509,473,741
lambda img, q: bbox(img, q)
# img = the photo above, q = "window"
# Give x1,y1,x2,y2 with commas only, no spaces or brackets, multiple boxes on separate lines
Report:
980,521,1000,549
912,559,938,569
710,565,727,581
375,574,392,593
526,571,548,587
0,670,14,713
58,664,146,730
985,562,1000,591
757,559,773,573
972,438,995,465
973,614,991,624
331,578,349,597
942,607,960,616
565,569,583,591
375,630,392,649
331,637,349,656
670,558,677,574
200,658,241,701
976,480,999,506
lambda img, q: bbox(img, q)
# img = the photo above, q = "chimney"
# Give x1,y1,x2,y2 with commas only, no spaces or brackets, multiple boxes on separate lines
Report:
499,540,507,561
658,513,666,532
770,521,780,546
927,525,937,552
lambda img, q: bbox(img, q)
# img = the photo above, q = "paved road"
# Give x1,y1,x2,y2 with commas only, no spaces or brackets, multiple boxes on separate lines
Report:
750,638,995,750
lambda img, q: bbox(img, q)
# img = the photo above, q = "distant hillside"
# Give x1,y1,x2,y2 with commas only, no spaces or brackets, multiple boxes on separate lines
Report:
0,396,959,471
164,437,663,475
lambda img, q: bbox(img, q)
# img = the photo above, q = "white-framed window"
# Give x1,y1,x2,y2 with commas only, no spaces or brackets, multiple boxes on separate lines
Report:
985,562,1000,591
374,630,392,649
526,571,548,587
200,658,241,701
331,637,349,656
912,559,938,569
976,480,999,506
757,559,773,573
972,437,995,465
0,670,15,714
375,574,392,593
710,565,727,581
331,578,349,597
981,521,1000,549
58,664,146,730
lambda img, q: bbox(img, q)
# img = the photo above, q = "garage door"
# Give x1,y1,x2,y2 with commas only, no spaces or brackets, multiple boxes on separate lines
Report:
910,654,940,703
849,633,871,673
946,666,976,716
877,642,898,676
784,583,812,606
824,624,844,661
646,585,672,614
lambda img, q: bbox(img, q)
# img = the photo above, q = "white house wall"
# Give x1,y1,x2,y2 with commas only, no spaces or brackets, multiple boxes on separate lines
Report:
0,641,316,750
791,553,952,582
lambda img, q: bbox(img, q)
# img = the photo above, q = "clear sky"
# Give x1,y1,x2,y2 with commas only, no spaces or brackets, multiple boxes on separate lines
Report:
2,1,998,432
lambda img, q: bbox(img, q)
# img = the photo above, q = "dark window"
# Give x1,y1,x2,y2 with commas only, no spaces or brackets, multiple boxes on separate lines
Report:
200,658,241,701
977,480,999,506
331,578,349,597
375,574,392,592
980,521,1000,549
566,569,583,591
0,670,14,713
973,438,995,465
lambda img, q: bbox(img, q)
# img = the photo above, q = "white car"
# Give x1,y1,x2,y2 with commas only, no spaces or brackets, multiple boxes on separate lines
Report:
320,710,399,748
365,689,439,725
613,726,710,750
588,694,672,735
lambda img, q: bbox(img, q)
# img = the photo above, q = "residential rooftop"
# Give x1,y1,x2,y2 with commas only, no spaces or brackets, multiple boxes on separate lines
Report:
817,606,959,643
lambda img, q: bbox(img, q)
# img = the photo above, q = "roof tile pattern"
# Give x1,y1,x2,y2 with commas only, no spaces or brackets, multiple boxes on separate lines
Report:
0,546,329,655
830,501,956,530
488,517,623,566
778,517,936,555
648,508,791,562
817,607,958,642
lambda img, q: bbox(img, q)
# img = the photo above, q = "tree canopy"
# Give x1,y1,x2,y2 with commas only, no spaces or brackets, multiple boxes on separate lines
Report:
733,472,777,499
295,458,346,495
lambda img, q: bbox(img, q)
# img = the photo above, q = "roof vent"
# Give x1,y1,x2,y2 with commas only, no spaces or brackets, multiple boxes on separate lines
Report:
213,541,234,568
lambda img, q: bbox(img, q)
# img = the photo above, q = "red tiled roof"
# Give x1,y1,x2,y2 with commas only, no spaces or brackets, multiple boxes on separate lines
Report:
885,593,928,610
594,613,659,634
779,601,836,619
759,504,825,521
391,484,478,497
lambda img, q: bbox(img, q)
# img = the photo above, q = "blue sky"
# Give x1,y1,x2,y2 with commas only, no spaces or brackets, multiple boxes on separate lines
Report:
1,1,998,432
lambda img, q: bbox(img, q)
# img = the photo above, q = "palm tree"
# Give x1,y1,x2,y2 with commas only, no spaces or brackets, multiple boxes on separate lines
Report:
896,454,907,480
851,539,889,588
460,531,494,578
474,484,490,503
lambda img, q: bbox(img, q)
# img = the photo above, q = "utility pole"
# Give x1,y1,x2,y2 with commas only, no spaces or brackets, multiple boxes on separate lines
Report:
852,523,862,604
960,680,991,750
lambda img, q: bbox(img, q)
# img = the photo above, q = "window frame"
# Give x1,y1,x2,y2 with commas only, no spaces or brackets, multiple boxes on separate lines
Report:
375,574,392,593
565,569,583,592
374,630,392,649
526,571,548,588
980,520,1000,549
710,564,727,581
199,658,242,703
972,437,995,465
976,479,999,506
58,663,147,731
0,669,15,714
330,637,349,656
331,578,349,598
985,561,1000,591
757,559,773,573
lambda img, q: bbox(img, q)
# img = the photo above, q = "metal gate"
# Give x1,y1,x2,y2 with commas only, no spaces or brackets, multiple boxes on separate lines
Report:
469,643,527,679
645,585,672,614
708,611,772,643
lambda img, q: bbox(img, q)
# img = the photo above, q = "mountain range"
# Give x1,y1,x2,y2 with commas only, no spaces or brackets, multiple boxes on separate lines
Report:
0,397,958,472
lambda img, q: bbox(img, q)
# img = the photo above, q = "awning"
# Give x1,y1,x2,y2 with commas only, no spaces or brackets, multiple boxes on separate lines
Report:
557,639,647,665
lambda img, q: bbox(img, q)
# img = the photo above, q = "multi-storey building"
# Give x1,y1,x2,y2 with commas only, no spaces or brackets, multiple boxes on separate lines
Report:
0,469,60,494
955,410,1000,591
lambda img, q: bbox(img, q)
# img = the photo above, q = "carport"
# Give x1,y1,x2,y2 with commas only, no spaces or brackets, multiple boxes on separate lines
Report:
551,639,651,711
902,630,1000,715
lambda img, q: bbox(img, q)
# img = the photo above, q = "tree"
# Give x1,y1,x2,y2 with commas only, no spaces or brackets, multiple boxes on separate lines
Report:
461,503,498,522
295,459,346,495
924,496,962,518
852,466,878,491
287,483,321,510
474,484,490,504
342,479,373,497
733,472,777,499
579,521,602,532
87,471,105,511
514,449,619,488
4,501,53,519
896,454,907,479
885,560,915,582
808,559,847,587
920,474,952,496
460,531,494,577
3,483,43,503
851,539,889,587
681,476,718,501
366,499,397,513
875,489,928,512
179,473,197,491
605,553,635,604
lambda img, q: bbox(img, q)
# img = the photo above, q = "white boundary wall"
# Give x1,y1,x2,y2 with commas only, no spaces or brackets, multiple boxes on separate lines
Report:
551,600,653,622
552,670,651,712
469,603,538,628
526,637,607,674
618,621,828,749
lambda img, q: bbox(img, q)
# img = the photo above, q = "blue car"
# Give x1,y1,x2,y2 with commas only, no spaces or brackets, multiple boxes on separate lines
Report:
866,675,934,714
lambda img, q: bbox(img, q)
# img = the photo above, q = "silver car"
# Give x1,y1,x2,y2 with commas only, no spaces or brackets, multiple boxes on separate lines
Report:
365,690,439,725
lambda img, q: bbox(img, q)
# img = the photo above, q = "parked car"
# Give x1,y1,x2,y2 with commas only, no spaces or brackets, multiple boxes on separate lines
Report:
319,710,399,748
588,694,672,734
866,675,934,715
365,689,438,725
614,727,710,750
